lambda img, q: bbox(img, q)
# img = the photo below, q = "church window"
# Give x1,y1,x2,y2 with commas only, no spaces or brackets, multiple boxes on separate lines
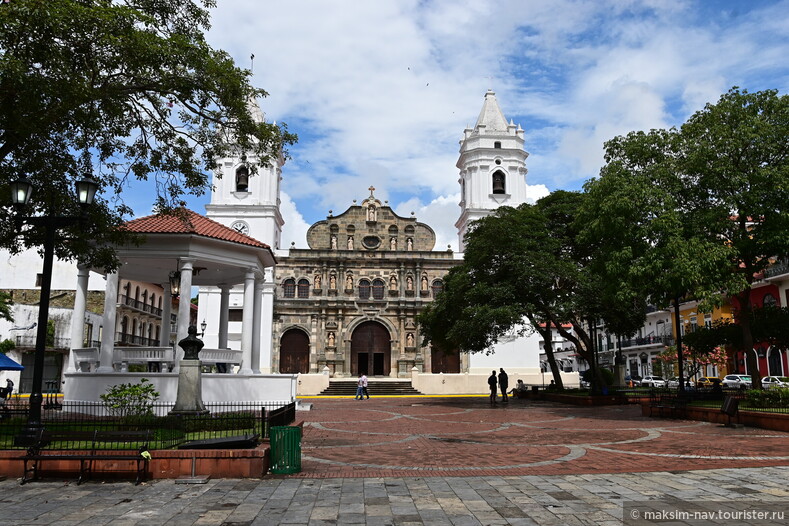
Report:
283,278,296,298
431,279,444,297
495,159,501,165
372,279,385,300
492,170,506,194
494,141,501,148
297,279,310,298
359,279,371,299
235,165,249,192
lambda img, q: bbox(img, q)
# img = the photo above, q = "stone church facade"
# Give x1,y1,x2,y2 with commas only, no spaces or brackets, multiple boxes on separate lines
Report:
272,188,461,377
198,89,541,377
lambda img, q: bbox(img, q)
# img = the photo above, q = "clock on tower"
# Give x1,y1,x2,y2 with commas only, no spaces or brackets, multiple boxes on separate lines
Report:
230,221,249,235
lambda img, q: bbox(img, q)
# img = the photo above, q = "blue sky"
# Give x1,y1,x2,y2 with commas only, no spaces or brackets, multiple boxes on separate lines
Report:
133,0,789,251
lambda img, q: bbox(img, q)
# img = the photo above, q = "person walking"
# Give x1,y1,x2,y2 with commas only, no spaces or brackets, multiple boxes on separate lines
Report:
488,370,498,404
499,368,509,404
5,378,13,398
355,373,365,400
361,373,370,399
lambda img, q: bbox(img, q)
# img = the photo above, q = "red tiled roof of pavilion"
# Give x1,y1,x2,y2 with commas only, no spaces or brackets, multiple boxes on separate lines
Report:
123,208,270,249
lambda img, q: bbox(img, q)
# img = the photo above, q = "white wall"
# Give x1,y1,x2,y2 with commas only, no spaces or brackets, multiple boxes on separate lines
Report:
64,372,297,403
467,325,542,374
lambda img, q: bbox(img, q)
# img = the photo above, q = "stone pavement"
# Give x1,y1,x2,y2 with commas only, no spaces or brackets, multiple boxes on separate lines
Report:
1,397,788,525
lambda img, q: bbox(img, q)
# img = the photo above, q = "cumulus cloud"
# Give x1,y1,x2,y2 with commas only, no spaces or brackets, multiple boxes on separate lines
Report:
193,0,789,246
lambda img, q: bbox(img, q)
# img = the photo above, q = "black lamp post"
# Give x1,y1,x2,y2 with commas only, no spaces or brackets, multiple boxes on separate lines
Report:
11,175,98,442
200,319,207,339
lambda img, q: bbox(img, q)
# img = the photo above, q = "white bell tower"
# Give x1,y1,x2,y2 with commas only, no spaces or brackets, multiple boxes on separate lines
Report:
455,90,529,249
205,100,285,251
199,98,284,374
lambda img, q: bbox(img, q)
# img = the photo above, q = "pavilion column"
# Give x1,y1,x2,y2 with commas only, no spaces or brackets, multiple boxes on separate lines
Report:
97,271,119,373
259,270,276,374
251,275,264,374
67,264,90,373
239,268,256,375
159,284,172,347
175,258,195,366
217,284,231,349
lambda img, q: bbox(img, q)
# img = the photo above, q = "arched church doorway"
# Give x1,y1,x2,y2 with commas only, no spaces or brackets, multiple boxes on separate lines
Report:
351,321,391,376
280,329,310,374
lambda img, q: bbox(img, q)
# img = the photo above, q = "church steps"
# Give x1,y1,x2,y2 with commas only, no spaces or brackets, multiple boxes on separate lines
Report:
317,380,422,396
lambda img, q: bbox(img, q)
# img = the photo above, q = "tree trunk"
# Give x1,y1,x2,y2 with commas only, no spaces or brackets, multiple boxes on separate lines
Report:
736,288,761,389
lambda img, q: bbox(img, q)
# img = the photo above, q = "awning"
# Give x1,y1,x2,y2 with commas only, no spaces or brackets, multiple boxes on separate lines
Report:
0,354,24,371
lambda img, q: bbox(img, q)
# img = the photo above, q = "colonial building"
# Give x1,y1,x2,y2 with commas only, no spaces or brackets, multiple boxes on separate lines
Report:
198,90,543,377
272,188,460,377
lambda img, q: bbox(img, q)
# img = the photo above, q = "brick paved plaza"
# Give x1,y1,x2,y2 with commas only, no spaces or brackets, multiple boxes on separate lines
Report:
2,397,788,525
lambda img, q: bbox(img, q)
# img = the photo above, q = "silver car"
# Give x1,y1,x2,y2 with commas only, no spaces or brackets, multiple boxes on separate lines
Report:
640,375,666,388
721,374,752,390
761,376,789,388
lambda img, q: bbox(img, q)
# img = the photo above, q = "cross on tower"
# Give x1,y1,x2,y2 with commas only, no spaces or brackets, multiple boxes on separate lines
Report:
368,186,375,197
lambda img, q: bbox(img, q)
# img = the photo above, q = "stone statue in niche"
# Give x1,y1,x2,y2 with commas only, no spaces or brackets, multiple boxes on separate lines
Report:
314,274,322,289
421,276,428,291
347,236,354,250
367,205,377,222
330,234,337,249
329,274,337,289
346,274,353,289
406,238,413,250
390,237,397,250
406,275,413,291
327,332,335,347
406,333,414,347
389,275,397,290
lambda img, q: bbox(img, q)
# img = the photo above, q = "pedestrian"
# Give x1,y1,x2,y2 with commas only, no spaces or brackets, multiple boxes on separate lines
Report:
361,373,370,399
5,378,13,398
488,370,498,404
355,373,365,400
498,368,509,403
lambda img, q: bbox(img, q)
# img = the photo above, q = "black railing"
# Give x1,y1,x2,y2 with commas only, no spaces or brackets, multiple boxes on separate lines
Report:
619,335,674,349
119,295,163,317
0,400,295,450
262,402,297,438
116,332,160,347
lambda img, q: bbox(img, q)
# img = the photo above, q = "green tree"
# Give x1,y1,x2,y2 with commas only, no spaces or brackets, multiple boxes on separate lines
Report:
420,191,643,391
0,0,296,270
0,290,11,322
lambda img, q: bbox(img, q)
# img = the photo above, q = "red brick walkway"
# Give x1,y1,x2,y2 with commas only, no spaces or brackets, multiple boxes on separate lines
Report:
291,397,789,478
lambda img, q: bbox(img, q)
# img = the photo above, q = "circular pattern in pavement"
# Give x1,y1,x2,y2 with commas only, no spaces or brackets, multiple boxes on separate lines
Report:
289,397,789,478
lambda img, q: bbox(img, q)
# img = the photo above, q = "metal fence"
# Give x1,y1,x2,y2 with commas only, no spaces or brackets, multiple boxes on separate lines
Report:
620,388,789,414
0,400,296,450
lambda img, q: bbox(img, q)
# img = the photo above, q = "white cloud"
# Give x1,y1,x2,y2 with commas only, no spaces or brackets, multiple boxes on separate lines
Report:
193,0,789,246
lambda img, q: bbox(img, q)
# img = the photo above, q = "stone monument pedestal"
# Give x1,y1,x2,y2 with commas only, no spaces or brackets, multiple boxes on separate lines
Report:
170,359,208,415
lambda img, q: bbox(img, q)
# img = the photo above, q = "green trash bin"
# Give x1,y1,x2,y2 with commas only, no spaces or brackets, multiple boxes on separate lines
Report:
269,426,301,474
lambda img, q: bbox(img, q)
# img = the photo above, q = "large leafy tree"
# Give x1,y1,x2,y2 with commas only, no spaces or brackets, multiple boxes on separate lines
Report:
583,88,789,389
0,0,295,269
419,191,644,390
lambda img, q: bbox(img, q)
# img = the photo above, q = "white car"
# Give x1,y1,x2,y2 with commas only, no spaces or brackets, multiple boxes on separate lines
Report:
721,374,753,390
762,376,789,389
640,375,666,388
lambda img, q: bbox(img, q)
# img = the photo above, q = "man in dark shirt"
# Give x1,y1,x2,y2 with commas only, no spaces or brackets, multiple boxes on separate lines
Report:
499,368,509,403
488,371,498,404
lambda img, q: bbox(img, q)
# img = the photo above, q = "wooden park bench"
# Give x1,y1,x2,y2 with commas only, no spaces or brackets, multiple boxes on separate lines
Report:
21,428,151,485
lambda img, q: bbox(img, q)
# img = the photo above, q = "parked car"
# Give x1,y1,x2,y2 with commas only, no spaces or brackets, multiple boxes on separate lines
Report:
761,376,789,389
640,375,666,388
628,375,643,387
721,374,753,390
696,377,721,388
667,377,680,388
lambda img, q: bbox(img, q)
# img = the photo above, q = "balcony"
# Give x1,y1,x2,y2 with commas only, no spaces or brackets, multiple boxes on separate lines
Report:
619,335,674,350
115,332,160,347
119,294,163,317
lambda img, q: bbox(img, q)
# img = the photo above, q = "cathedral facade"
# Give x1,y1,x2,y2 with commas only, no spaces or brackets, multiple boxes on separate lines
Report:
198,90,540,377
